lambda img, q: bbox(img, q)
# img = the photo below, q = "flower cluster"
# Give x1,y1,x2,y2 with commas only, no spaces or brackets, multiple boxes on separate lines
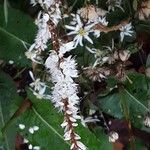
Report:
45,46,86,150
64,6,133,81
29,71,51,99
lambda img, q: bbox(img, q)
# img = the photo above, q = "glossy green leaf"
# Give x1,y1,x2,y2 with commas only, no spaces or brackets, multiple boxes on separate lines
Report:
0,72,22,150
99,72,150,131
0,5,36,67
99,93,123,119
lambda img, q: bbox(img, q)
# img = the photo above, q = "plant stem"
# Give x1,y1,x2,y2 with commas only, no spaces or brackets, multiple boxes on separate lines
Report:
13,67,26,79
119,88,135,150
0,101,10,150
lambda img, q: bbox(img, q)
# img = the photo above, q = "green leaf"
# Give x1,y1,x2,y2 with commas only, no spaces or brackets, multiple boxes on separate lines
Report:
17,90,113,150
99,72,150,130
0,5,36,67
124,89,149,113
4,0,8,25
99,93,123,119
92,127,113,150
0,71,22,150
135,20,150,34
129,138,147,150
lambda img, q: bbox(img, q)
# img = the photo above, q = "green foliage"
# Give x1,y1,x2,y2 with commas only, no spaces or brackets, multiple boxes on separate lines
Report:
0,5,36,67
99,92,123,119
0,72,22,150
0,0,150,149
135,20,150,34
99,72,150,131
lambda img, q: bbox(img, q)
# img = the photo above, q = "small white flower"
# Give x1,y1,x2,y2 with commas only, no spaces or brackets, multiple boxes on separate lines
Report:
28,144,33,150
143,115,150,128
61,121,68,128
23,138,29,143
8,60,14,64
65,14,94,47
76,141,87,150
86,47,109,66
31,12,51,52
109,131,119,143
89,109,96,115
33,146,40,150
49,3,62,25
60,56,78,78
81,116,100,127
29,127,34,134
43,13,49,22
29,71,49,99
19,124,25,130
25,49,42,64
119,23,133,42
98,17,108,26
33,126,39,131
93,17,108,38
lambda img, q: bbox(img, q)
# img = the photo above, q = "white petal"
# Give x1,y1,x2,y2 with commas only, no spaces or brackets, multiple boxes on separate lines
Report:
84,23,95,31
84,35,93,44
65,25,76,30
29,71,35,81
33,146,40,150
19,124,25,130
29,127,34,134
66,110,72,115
61,121,68,128
79,36,83,46
23,138,29,143
69,117,76,122
76,14,83,27
74,35,80,47
28,144,33,150
28,43,36,51
33,126,39,131
76,141,87,150
70,143,75,149
73,115,81,119
72,123,78,127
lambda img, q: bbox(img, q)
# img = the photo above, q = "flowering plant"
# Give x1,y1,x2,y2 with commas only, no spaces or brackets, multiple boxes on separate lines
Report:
0,0,150,149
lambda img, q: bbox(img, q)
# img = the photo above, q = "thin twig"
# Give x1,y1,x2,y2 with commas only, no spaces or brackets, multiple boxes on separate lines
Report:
93,18,130,33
